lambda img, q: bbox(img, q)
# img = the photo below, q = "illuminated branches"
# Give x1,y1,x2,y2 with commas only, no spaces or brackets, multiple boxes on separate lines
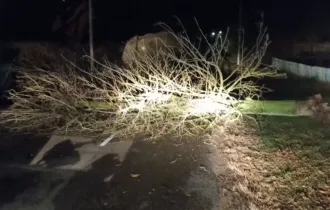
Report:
0,21,279,138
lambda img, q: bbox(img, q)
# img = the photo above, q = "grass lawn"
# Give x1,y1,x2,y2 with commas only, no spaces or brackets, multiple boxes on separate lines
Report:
238,100,297,116
259,116,330,156
225,70,330,209
257,115,330,209
216,115,330,209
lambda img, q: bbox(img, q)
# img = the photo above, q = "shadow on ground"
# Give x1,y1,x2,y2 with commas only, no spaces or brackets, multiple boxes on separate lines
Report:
54,137,218,210
0,132,50,164
52,137,219,210
0,169,40,208
0,151,122,210
53,153,122,210
36,139,84,168
0,134,220,210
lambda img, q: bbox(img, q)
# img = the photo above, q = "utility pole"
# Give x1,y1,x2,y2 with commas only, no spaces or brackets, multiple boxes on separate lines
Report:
237,0,243,65
88,0,94,70
237,0,243,99
134,0,141,52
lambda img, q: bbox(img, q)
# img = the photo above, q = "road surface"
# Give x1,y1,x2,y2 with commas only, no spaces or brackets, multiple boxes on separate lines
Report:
0,132,224,210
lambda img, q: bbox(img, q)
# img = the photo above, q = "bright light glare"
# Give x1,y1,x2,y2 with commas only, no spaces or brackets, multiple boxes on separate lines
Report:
186,98,229,116
140,92,171,103
118,92,171,114
211,32,216,36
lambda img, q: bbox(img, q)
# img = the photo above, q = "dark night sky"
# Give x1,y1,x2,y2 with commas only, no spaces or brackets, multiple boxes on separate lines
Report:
1,0,330,42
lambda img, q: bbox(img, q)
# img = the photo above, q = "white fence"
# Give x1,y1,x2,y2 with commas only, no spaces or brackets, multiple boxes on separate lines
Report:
272,57,330,82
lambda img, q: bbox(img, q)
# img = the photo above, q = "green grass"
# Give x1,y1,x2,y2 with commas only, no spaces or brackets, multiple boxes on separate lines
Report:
257,115,330,157
238,100,297,115
254,115,330,208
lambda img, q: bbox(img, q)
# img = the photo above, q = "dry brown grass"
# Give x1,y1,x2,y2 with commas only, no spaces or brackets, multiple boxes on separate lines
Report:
211,116,330,210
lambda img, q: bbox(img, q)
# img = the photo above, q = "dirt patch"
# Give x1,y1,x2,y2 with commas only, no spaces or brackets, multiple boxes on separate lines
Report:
207,124,263,209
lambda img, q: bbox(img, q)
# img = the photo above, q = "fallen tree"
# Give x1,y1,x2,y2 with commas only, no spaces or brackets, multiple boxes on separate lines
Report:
0,20,280,138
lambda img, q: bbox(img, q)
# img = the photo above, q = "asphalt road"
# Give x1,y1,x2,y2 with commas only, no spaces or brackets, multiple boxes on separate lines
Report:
0,133,223,210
